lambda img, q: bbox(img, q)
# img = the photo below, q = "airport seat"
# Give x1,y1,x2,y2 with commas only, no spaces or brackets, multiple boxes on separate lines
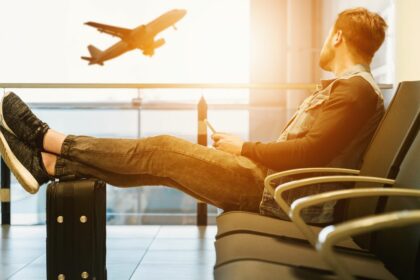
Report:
300,127,420,279
216,81,420,248
214,122,420,280
215,260,338,280
215,212,419,280
214,231,395,279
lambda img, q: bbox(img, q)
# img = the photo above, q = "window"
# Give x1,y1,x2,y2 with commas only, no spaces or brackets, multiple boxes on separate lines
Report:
0,0,250,225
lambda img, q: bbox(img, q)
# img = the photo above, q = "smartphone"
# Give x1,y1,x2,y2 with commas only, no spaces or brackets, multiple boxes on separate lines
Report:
204,119,217,134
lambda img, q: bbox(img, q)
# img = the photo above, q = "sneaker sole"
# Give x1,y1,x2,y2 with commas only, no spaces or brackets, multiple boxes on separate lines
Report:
0,92,18,136
0,129,40,194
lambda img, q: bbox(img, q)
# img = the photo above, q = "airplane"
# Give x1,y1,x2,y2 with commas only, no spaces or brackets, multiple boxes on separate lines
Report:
81,9,187,66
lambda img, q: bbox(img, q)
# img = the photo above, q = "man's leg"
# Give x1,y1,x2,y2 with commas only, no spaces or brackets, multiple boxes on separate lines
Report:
53,157,228,207
52,134,267,212
0,92,266,210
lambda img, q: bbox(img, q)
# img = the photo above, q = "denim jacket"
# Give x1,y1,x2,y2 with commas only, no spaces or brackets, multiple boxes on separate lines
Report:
259,65,384,223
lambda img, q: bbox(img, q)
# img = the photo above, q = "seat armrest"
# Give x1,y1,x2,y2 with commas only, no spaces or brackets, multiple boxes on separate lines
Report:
317,210,420,280
272,175,394,228
289,187,419,246
264,168,360,196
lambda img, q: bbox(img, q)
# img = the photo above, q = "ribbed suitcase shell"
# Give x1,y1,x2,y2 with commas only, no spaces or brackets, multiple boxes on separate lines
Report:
46,179,107,280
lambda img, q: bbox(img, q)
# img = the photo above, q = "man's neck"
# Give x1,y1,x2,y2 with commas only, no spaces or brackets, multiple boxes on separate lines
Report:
331,55,369,77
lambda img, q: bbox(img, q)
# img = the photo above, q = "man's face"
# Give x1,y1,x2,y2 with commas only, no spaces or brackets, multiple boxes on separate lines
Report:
319,27,336,71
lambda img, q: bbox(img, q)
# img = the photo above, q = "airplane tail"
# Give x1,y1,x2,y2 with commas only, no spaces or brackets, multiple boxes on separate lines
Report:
88,45,102,58
81,45,104,65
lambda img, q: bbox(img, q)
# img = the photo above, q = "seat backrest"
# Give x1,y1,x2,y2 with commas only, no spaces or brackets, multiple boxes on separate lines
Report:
359,81,420,178
371,128,420,280
347,81,420,220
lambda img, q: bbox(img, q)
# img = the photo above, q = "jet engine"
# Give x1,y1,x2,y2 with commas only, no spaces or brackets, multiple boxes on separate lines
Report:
142,38,166,56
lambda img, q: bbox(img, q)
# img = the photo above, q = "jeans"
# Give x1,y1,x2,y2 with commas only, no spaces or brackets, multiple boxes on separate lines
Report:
54,134,267,212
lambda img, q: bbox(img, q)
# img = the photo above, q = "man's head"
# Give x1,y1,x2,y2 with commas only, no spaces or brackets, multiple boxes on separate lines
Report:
319,7,388,72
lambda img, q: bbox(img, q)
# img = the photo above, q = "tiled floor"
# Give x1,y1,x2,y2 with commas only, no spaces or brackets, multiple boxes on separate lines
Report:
1,225,216,280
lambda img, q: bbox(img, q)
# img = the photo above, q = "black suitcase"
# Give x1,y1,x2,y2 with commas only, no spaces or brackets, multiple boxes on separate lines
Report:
46,178,107,280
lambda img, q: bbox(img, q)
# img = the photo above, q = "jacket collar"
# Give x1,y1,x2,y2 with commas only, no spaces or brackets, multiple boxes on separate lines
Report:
320,64,371,89
337,64,371,78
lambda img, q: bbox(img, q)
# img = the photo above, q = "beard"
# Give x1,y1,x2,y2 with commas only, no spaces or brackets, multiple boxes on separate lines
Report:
319,45,335,71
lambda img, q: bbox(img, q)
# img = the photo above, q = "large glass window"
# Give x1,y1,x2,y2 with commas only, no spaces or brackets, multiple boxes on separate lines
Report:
0,0,250,225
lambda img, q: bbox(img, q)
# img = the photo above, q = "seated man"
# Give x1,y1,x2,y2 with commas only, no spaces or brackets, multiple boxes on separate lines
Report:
0,7,387,223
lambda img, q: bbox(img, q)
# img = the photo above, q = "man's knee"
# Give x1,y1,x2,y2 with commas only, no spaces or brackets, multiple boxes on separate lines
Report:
146,134,181,147
152,134,176,143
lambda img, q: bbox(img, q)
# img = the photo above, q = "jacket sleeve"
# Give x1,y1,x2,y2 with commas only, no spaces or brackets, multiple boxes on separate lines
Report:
241,77,380,171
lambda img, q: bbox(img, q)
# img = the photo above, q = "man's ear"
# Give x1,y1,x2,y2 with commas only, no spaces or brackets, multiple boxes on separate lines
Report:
333,30,343,47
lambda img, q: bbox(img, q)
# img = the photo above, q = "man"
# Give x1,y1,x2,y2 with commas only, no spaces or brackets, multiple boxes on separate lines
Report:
0,7,387,223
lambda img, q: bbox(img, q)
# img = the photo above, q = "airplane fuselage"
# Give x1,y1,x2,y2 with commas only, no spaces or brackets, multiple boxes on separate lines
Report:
84,9,186,65
95,41,133,63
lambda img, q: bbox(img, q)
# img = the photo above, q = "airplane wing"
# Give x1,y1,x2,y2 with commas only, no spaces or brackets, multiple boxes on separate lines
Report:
85,22,132,39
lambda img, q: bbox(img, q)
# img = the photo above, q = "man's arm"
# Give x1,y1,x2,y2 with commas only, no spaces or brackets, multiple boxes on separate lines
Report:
241,76,381,171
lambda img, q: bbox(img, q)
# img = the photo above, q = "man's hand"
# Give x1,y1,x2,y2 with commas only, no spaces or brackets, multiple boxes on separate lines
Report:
212,133,244,155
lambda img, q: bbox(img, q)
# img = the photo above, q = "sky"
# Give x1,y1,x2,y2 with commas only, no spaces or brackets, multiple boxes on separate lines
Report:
0,0,250,83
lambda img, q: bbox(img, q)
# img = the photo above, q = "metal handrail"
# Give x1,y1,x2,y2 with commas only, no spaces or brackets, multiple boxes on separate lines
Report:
0,83,394,90
0,83,318,89
26,102,298,110
2,83,394,111
1,83,318,109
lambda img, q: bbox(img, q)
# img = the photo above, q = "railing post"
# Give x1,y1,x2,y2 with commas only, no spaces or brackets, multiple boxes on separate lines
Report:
134,88,142,139
1,157,11,225
197,96,208,226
